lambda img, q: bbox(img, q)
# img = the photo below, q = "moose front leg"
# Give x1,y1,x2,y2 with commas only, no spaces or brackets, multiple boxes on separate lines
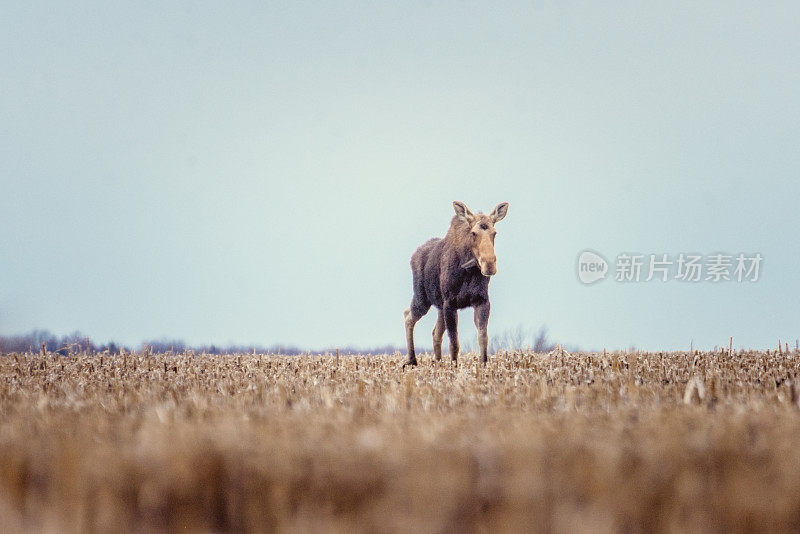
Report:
474,302,491,364
443,305,459,362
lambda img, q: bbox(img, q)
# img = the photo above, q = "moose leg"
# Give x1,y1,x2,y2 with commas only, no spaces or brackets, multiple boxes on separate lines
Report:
443,305,459,362
403,304,428,367
474,302,491,364
432,309,445,361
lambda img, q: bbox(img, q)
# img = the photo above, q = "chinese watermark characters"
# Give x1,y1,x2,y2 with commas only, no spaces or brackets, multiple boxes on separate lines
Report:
576,250,762,285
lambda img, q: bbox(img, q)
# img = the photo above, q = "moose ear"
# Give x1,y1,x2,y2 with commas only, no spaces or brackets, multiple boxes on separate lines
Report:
490,202,509,223
453,201,475,223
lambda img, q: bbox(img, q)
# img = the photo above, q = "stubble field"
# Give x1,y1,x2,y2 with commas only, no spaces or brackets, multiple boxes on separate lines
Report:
2,348,800,533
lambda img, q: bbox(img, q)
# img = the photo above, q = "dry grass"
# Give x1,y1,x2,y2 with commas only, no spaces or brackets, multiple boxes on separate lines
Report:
2,349,800,532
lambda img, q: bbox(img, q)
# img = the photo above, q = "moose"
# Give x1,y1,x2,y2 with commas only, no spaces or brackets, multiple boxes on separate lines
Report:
403,201,509,367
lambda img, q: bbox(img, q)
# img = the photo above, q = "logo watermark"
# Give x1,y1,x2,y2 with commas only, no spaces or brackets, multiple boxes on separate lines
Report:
577,251,762,284
577,250,609,284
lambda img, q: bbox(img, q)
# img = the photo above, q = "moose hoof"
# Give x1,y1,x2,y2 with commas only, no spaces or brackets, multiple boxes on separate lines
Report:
402,359,418,369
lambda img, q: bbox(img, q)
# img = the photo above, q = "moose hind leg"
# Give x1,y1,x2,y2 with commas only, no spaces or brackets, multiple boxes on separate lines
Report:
432,309,445,361
403,304,428,367
443,306,459,362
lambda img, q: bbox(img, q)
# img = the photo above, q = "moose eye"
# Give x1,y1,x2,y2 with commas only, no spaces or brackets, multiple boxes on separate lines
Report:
471,231,477,236
480,223,489,230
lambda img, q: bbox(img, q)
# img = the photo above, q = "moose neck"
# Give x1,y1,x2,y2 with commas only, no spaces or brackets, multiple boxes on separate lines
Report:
445,216,478,267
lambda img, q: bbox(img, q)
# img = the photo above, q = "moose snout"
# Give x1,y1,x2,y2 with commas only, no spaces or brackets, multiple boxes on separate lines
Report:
480,257,498,276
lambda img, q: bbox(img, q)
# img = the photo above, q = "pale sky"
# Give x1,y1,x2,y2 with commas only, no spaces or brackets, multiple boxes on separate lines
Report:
2,2,799,351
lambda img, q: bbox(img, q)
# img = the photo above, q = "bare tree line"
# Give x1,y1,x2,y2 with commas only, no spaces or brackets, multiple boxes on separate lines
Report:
461,324,557,354
0,325,562,356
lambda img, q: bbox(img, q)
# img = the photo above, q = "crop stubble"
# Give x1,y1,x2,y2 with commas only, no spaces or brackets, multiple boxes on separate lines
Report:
1,349,800,532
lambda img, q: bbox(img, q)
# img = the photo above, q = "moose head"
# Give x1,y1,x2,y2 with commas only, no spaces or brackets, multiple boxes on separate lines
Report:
453,201,509,277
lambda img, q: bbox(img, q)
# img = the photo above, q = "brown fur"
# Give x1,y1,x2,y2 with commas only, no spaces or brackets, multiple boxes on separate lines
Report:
404,201,509,367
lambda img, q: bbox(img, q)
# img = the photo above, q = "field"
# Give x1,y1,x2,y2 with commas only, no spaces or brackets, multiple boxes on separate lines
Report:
2,348,800,533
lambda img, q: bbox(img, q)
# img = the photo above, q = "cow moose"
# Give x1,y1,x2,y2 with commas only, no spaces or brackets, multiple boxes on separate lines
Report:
403,201,509,367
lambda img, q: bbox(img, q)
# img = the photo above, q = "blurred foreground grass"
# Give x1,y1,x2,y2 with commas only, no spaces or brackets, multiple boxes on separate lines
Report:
2,349,800,532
